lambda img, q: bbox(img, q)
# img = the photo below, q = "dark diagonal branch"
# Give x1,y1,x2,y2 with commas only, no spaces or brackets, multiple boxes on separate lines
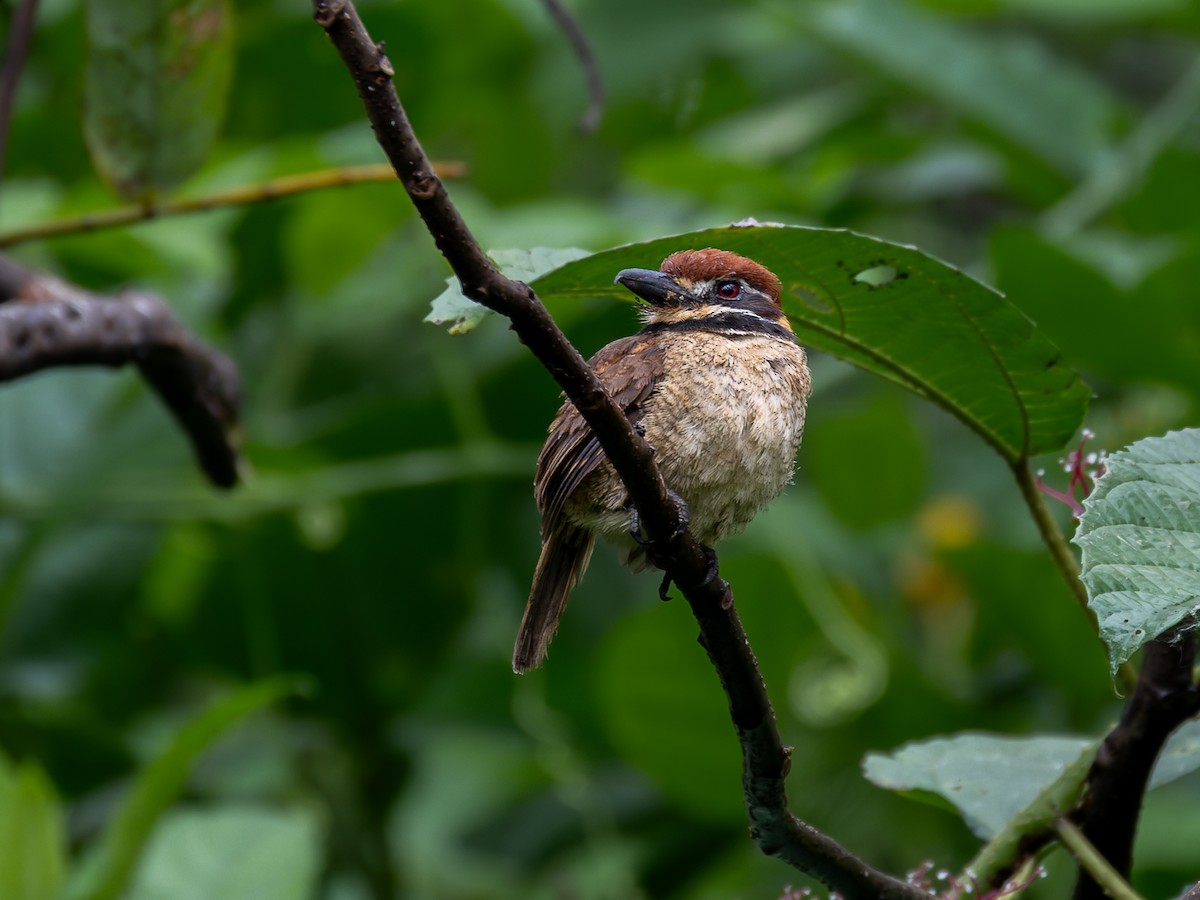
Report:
312,3,924,898
540,0,605,133
0,0,40,186
0,257,242,488
311,0,682,550
1071,626,1200,900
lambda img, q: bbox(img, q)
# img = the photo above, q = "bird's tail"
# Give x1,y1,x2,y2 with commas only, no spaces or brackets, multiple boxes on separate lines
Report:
513,524,594,673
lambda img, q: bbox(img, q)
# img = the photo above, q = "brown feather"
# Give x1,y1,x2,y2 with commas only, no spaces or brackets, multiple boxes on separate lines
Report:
535,333,666,536
513,523,594,673
514,335,666,672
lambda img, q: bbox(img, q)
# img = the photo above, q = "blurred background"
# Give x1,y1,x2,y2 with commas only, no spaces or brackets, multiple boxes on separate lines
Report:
2,0,1200,897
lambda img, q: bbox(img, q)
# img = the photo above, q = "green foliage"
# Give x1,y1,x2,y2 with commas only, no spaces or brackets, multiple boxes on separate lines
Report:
805,391,925,529
124,806,320,900
1076,428,1200,674
800,0,1122,177
0,754,67,900
599,603,745,821
3,0,1200,898
66,679,300,900
83,0,234,202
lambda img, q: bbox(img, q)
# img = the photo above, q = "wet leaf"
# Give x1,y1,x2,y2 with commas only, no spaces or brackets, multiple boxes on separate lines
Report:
1075,428,1200,675
863,733,1094,838
866,722,1200,879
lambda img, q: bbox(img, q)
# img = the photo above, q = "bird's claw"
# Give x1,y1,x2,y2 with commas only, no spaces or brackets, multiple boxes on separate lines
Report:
666,489,690,539
659,571,674,602
699,544,719,586
627,490,690,545
628,506,650,545
627,492,699,603
658,547,718,601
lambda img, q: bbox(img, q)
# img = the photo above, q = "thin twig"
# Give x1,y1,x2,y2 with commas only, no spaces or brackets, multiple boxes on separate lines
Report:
540,0,605,133
0,0,40,188
1055,819,1146,900
312,2,925,897
0,257,242,488
1012,461,1093,620
0,161,465,248
1012,461,1137,692
1071,627,1200,900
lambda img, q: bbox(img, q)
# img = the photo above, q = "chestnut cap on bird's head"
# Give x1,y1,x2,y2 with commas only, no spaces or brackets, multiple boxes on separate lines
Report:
614,248,790,331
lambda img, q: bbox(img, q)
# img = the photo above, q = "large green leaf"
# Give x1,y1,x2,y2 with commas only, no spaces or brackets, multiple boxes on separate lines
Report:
1074,428,1200,674
66,678,300,900
530,226,1089,462
0,755,67,900
84,0,234,201
795,0,1121,176
863,733,1094,839
125,806,320,900
1150,718,1200,790
865,724,1200,876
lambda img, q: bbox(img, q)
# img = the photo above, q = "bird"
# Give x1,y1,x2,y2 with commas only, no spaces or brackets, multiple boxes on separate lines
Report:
513,248,811,673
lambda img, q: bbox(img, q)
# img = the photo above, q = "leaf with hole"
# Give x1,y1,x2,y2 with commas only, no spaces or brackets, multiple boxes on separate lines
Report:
1074,427,1200,675
529,225,1089,462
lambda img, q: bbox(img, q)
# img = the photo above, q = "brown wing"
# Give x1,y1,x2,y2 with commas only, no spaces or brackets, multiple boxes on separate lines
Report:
535,333,665,536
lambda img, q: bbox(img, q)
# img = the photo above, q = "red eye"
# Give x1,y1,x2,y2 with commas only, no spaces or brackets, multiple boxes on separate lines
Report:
716,281,741,299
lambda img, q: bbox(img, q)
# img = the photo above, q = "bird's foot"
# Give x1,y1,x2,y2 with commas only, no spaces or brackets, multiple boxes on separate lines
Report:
699,544,720,586
657,545,718,603
627,491,696,603
667,488,690,538
628,505,650,546
626,489,690,545
659,571,674,602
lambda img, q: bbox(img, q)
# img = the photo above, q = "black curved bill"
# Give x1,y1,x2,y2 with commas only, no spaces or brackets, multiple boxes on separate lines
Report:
614,268,697,307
